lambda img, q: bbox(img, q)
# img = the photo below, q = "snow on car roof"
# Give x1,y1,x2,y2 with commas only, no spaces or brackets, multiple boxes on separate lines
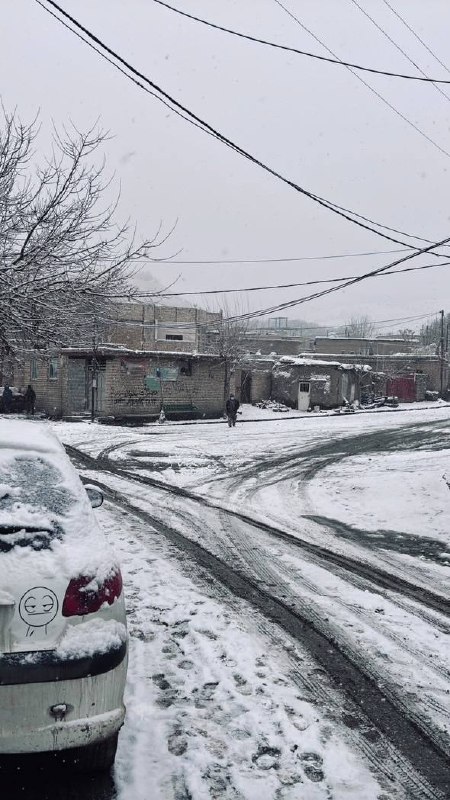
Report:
0,420,63,454
0,421,117,581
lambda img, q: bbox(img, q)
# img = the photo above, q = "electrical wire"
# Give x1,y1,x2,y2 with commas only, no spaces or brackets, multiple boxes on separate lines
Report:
221,234,450,323
150,0,450,84
349,0,450,104
272,0,450,159
162,247,411,265
150,260,450,297
35,0,449,258
100,308,440,333
380,0,450,77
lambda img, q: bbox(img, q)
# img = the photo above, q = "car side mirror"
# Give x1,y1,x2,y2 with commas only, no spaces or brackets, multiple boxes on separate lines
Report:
84,484,104,508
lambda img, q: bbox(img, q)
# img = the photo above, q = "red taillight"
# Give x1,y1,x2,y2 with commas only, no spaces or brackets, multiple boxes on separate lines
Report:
62,570,123,617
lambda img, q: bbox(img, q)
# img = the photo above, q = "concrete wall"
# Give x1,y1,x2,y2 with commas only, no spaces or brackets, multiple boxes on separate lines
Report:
243,336,307,356
314,337,417,356
305,352,447,392
272,364,358,409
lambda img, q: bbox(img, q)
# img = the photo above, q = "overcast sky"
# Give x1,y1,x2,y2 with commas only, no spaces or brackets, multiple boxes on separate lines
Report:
2,0,450,329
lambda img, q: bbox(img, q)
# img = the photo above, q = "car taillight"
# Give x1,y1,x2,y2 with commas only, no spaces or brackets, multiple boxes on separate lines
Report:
62,570,123,617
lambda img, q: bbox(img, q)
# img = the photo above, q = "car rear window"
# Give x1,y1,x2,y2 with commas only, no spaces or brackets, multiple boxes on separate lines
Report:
0,455,76,552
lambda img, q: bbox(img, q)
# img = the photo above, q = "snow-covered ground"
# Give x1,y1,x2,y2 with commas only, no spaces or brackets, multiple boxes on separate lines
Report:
102,503,386,800
50,403,450,798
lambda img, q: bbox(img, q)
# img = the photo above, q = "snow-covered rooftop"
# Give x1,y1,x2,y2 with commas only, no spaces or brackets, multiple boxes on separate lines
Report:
276,356,372,372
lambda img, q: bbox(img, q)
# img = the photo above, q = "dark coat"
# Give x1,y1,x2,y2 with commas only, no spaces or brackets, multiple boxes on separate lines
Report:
2,386,13,402
226,397,240,416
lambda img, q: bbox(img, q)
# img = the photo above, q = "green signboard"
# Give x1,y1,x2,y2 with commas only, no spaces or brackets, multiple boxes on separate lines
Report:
158,367,179,381
144,376,160,392
145,367,179,392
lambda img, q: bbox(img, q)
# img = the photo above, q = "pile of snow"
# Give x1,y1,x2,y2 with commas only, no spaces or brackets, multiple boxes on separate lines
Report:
253,400,292,413
56,619,127,659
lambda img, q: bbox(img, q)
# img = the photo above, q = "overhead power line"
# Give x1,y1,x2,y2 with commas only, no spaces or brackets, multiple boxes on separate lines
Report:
35,0,449,259
272,0,450,159
161,247,424,264
222,234,450,324
381,0,450,77
150,0,450,84
164,247,411,264
349,0,450,105
152,260,450,297
101,308,440,333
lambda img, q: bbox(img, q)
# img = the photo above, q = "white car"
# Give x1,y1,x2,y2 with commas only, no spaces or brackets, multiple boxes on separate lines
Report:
0,421,127,772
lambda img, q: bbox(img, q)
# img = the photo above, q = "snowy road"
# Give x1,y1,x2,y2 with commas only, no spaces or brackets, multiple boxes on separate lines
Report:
2,406,449,799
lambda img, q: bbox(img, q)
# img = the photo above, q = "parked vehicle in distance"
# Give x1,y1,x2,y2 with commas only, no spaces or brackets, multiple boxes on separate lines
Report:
0,421,127,772
0,386,25,414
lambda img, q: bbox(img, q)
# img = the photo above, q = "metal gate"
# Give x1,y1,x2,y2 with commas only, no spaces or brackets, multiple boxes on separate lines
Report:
387,376,416,402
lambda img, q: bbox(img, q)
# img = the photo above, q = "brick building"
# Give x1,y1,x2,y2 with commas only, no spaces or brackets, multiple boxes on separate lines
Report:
102,303,222,354
11,347,226,420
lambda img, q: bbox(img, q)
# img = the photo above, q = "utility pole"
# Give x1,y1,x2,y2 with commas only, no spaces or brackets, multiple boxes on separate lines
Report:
439,309,445,396
91,319,98,423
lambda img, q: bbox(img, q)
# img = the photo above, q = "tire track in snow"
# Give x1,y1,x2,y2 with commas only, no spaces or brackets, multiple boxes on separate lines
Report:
65,444,449,617
70,464,449,798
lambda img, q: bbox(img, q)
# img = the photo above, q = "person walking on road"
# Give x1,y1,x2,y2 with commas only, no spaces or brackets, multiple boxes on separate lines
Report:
225,393,240,427
2,384,13,414
24,384,36,415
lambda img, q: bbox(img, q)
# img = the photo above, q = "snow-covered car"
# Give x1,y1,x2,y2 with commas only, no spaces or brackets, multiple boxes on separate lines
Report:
0,421,127,771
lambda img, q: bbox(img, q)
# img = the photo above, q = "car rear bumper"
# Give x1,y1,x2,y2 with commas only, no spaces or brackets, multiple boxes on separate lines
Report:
0,641,127,685
0,657,127,754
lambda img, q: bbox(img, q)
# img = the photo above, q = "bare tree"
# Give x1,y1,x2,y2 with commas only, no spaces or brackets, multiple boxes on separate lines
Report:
343,315,375,338
0,108,168,355
205,297,250,405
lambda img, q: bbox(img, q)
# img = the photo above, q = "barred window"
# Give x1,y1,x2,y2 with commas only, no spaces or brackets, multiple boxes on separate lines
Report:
49,357,59,380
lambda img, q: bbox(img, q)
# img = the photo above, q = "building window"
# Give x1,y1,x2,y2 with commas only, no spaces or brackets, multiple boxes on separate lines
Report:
299,382,310,393
165,334,183,341
179,359,192,376
31,358,39,380
48,357,59,380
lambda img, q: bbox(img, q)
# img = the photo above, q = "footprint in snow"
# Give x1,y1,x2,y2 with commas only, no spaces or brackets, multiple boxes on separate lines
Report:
193,681,219,708
178,659,194,671
299,751,325,782
172,620,190,639
168,724,188,756
152,673,171,691
203,763,232,796
230,728,251,741
196,628,218,640
252,745,281,771
233,673,252,695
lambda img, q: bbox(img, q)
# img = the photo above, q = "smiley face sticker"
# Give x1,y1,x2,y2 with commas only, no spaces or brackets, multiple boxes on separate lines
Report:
19,587,58,636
